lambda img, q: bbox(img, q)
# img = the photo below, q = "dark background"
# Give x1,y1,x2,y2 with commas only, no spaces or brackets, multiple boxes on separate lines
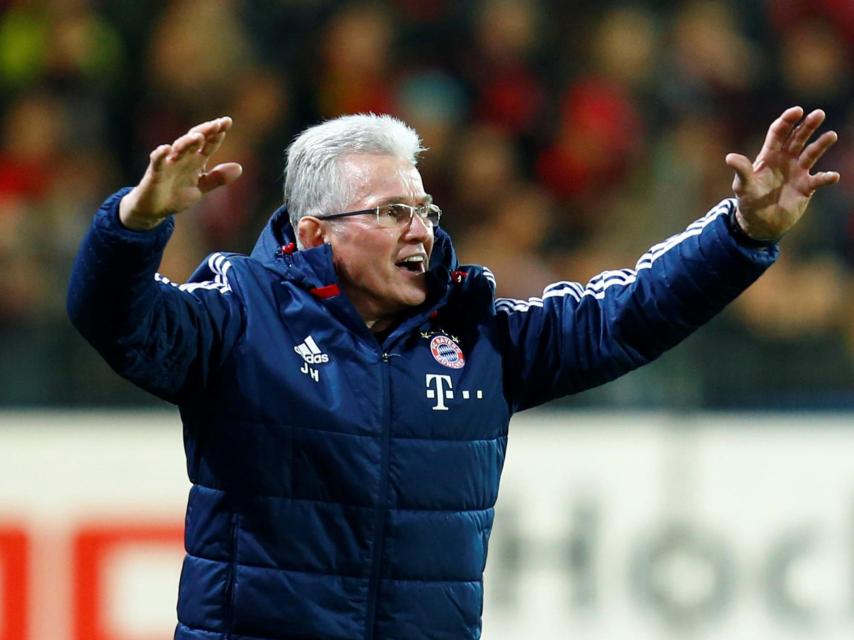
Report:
0,0,851,409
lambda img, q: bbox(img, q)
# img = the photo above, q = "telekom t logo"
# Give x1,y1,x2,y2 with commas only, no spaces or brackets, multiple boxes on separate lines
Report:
426,374,483,411
426,374,454,411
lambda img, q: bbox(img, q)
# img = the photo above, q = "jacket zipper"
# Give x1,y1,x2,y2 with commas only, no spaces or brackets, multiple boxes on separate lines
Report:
365,351,392,639
224,512,240,638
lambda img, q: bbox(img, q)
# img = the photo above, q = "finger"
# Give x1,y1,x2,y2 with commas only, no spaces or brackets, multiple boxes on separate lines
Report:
809,171,841,191
188,120,218,135
149,144,171,171
189,116,228,136
198,162,243,193
759,106,804,155
725,153,754,189
195,116,232,132
800,130,838,170
787,109,826,155
169,132,205,160
189,117,232,157
189,116,232,145
201,128,228,157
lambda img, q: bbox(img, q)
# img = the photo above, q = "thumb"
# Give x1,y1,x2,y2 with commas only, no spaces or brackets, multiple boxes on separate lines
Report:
725,153,753,192
199,162,244,193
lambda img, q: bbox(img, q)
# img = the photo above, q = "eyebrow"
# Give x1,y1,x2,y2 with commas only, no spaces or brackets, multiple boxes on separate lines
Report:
373,194,433,207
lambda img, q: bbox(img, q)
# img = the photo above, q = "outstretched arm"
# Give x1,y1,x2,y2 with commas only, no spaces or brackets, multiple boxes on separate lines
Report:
726,106,840,242
68,118,246,402
498,107,840,412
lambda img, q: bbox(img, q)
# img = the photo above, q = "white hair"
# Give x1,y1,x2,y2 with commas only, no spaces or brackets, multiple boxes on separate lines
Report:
283,113,424,241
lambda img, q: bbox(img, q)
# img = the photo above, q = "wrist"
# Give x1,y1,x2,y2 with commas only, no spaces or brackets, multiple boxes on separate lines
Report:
118,192,166,231
729,207,777,247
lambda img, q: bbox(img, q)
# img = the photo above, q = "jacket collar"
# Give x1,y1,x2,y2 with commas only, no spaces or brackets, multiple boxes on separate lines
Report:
250,203,458,315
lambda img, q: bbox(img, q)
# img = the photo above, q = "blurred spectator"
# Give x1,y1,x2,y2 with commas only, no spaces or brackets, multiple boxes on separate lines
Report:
536,77,644,207
189,66,292,251
732,254,847,339
591,6,660,93
658,0,760,115
535,5,656,243
0,198,47,325
0,0,124,92
0,2,49,91
768,0,854,48
649,113,736,234
316,3,397,116
456,182,559,298
395,69,468,215
778,21,851,112
449,124,521,236
0,92,62,202
464,0,546,136
145,0,252,121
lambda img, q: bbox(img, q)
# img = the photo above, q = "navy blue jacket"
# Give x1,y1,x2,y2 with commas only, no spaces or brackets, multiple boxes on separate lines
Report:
67,190,778,639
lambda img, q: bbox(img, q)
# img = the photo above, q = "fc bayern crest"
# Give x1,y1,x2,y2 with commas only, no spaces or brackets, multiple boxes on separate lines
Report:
430,335,465,369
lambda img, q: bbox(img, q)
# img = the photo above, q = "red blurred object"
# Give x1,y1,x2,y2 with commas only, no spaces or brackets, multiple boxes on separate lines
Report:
768,0,854,44
0,157,52,202
537,77,643,200
475,63,545,134
72,523,183,640
0,527,28,640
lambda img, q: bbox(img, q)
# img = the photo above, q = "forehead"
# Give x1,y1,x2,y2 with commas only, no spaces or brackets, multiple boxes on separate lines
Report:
339,154,426,206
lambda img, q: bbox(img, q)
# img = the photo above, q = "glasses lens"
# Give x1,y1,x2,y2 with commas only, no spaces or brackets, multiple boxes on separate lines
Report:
377,204,441,228
424,204,441,227
377,204,409,227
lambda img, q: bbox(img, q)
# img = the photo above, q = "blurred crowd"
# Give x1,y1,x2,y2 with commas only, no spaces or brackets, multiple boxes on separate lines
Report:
0,0,852,407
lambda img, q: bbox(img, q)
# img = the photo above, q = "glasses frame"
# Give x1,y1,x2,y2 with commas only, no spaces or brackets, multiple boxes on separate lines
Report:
318,203,442,229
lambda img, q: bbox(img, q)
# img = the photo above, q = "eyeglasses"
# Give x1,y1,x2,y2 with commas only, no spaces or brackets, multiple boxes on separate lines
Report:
319,203,442,229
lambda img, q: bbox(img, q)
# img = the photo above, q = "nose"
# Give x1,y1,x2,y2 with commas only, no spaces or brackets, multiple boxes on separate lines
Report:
403,211,432,241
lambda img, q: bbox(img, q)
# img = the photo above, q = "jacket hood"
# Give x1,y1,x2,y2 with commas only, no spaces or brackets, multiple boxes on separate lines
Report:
250,204,459,291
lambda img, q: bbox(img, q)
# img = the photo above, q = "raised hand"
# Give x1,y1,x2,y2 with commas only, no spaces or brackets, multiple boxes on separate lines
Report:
119,117,243,230
725,107,840,243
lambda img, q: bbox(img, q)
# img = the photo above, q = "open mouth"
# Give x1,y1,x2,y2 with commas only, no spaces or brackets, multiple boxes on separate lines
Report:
395,255,427,274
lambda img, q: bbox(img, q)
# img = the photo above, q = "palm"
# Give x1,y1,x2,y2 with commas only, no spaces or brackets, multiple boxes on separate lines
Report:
740,149,812,224
120,117,243,230
725,107,839,242
137,151,208,216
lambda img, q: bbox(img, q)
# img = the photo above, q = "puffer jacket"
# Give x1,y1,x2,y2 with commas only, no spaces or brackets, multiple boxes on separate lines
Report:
67,190,778,639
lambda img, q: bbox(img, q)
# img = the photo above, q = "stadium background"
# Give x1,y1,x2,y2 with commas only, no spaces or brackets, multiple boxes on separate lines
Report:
0,0,852,638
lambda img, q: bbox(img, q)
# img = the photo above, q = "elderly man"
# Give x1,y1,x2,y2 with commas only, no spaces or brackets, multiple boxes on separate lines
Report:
68,108,838,639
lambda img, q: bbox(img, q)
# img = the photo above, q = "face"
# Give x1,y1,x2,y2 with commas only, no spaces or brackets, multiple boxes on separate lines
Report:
322,154,435,329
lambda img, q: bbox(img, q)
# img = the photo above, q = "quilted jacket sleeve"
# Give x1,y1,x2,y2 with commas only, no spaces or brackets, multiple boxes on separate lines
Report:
495,199,779,413
66,189,245,403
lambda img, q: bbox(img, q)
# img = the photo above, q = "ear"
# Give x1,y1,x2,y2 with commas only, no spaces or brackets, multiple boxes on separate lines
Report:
297,217,327,249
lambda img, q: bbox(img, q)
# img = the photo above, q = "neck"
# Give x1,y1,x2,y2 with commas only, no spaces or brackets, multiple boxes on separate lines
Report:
337,281,401,334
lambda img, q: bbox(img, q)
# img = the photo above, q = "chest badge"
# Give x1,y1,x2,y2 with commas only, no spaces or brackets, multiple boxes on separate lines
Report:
430,335,465,369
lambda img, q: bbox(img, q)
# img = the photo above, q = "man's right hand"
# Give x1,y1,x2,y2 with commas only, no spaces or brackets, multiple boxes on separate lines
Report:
119,117,243,230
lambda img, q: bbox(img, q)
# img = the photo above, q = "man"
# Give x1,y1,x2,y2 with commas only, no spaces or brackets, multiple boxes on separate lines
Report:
68,108,838,639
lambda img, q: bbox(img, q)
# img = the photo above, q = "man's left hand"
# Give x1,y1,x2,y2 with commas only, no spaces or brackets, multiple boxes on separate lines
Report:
725,106,840,243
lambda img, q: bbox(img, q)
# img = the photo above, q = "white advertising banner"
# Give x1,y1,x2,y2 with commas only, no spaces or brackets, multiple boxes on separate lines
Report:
484,412,854,640
0,411,852,639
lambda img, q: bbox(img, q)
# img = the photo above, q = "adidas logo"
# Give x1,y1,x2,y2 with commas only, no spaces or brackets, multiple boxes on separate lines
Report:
295,336,329,365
